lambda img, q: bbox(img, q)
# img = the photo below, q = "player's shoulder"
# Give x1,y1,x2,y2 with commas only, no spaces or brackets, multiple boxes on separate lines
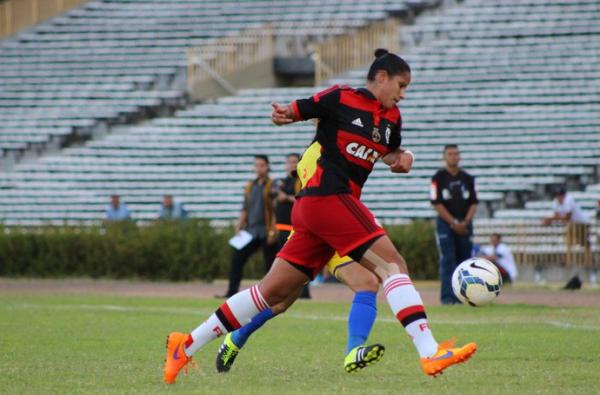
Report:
313,84,350,102
385,105,401,124
459,169,475,180
316,84,352,95
432,168,447,179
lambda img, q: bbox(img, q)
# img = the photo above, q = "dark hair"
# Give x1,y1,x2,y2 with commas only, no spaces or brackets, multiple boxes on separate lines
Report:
443,144,459,152
367,48,411,81
491,233,502,240
287,153,300,159
254,154,269,164
554,186,567,196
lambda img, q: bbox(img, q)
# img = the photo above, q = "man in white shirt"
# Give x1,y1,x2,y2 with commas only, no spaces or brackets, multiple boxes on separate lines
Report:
481,233,517,284
543,186,592,275
543,187,590,226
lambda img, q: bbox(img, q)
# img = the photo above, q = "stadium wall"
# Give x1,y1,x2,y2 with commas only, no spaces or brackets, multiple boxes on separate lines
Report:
0,0,88,38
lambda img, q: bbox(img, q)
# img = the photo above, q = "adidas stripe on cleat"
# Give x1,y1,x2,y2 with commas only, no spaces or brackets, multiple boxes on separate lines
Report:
344,344,385,373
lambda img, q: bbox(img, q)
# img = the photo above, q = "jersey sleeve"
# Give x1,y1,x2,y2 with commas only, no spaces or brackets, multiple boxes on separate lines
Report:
430,172,442,204
468,175,479,205
292,85,341,121
388,118,402,152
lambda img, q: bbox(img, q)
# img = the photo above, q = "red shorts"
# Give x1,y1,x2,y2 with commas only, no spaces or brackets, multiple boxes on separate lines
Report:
277,194,385,278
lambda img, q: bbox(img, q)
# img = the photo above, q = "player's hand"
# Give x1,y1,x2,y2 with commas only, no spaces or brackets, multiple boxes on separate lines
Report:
271,102,295,125
390,150,414,173
452,222,468,236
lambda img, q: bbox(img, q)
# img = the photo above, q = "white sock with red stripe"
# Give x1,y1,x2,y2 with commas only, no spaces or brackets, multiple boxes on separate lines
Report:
383,273,438,358
183,285,269,356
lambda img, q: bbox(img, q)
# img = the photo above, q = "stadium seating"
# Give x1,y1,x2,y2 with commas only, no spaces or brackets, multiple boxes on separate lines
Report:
0,0,429,168
0,0,599,230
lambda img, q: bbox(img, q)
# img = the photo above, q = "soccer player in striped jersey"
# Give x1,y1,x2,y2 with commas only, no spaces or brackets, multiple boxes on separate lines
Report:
216,141,384,374
163,49,477,384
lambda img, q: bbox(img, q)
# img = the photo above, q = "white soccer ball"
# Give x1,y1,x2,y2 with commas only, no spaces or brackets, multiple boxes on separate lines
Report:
452,258,502,306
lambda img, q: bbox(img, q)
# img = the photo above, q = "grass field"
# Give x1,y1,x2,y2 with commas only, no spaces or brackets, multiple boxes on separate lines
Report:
1,293,600,395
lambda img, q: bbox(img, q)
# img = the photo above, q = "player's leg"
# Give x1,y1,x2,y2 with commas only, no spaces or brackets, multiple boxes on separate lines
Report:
217,228,302,370
358,235,477,377
164,258,309,384
331,257,384,372
303,194,476,377
165,204,332,384
261,238,278,273
216,286,302,373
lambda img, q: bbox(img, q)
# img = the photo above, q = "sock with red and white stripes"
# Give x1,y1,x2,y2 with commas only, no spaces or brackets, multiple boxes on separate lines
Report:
183,285,269,356
383,273,438,358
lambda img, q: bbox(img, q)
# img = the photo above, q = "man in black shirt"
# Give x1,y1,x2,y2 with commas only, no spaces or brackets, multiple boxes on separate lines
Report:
273,153,301,249
430,144,478,304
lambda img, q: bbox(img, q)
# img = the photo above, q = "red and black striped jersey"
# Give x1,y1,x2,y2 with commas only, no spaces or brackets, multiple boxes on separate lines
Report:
292,85,402,198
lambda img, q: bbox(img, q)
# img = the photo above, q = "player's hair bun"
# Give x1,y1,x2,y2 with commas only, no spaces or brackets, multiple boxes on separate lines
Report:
374,48,389,58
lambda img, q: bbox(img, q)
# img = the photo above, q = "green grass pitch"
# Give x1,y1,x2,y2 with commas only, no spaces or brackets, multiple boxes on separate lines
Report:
1,293,599,394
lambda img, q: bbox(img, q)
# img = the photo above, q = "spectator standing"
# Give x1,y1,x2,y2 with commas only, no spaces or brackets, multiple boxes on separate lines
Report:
159,195,187,220
105,195,131,221
220,155,278,298
480,233,517,284
431,144,478,304
543,187,592,287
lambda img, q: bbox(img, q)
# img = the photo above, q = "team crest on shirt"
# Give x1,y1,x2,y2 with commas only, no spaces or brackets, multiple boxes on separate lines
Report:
371,127,381,143
384,125,391,144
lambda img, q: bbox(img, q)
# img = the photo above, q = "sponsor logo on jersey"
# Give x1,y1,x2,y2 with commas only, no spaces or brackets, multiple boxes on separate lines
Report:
346,143,381,163
385,125,391,144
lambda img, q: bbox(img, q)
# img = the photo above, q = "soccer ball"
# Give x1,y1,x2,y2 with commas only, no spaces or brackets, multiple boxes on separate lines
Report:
451,258,502,306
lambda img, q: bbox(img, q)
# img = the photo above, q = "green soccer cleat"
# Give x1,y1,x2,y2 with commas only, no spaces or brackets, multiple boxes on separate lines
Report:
344,344,385,373
216,333,240,373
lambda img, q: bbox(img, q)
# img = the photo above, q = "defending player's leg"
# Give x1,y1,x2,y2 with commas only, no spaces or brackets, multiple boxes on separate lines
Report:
216,286,302,373
164,258,309,384
331,258,383,373
359,236,477,377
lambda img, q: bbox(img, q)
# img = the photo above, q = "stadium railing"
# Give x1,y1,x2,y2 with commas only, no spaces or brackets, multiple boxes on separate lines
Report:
475,221,599,268
187,25,274,101
314,18,400,86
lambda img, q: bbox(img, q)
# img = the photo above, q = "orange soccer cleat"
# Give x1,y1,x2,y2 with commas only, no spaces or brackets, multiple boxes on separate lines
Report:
164,332,194,384
420,339,477,377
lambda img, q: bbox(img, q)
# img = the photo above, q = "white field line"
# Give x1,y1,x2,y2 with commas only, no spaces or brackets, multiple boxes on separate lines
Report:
5,302,600,332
